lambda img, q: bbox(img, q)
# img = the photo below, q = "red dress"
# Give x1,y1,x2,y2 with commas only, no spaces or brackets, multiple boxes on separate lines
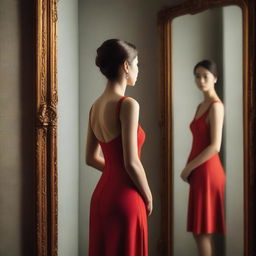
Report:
186,100,226,234
88,96,148,256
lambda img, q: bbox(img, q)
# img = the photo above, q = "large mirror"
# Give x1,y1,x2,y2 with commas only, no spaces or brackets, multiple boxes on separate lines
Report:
158,0,256,255
172,6,242,256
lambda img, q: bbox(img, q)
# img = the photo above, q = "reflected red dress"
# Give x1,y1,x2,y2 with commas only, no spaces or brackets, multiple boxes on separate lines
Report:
88,96,148,256
187,100,226,234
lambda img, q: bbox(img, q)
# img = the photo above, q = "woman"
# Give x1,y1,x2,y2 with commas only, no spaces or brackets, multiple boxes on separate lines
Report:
85,39,152,256
180,60,226,256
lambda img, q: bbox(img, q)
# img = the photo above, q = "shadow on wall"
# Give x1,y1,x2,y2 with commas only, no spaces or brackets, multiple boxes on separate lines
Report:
20,1,36,255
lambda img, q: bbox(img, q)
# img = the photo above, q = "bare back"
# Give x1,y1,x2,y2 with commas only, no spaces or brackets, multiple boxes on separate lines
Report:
90,95,124,143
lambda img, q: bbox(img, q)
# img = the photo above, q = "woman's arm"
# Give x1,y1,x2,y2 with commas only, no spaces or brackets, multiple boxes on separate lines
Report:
120,97,153,215
85,115,105,172
181,102,224,182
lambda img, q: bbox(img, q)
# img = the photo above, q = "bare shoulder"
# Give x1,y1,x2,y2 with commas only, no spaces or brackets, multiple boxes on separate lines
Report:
93,96,103,106
121,97,139,112
120,97,140,120
211,101,224,116
89,97,100,110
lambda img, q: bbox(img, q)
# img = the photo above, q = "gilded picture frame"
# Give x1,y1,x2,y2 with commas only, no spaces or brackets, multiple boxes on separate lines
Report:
35,0,58,255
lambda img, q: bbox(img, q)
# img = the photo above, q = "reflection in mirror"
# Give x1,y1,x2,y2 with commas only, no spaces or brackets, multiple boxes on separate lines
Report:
172,6,243,256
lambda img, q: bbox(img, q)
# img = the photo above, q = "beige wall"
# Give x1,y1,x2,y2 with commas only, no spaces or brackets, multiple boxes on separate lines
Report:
222,6,243,256
58,0,79,255
0,0,36,255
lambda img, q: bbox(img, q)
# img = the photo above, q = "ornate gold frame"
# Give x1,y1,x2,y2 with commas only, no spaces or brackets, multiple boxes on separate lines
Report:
158,0,256,255
35,0,58,255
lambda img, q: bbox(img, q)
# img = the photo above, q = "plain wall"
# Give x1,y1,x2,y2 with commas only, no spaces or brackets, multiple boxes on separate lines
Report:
58,0,79,255
0,0,36,255
222,6,243,256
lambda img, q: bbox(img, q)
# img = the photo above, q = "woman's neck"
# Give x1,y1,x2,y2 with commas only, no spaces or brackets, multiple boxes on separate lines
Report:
104,79,127,96
203,88,219,103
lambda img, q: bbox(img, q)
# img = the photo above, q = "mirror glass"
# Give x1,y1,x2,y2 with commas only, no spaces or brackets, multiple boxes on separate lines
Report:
172,5,243,256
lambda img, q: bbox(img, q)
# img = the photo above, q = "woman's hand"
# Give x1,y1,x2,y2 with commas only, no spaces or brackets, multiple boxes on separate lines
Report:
146,198,153,216
180,166,191,183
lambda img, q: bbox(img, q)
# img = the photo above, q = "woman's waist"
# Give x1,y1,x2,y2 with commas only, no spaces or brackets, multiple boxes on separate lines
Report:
93,177,139,199
188,151,221,163
98,170,135,186
189,154,224,170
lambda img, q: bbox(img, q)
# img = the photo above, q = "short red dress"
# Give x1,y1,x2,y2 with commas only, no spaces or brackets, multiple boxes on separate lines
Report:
88,96,148,256
186,100,226,234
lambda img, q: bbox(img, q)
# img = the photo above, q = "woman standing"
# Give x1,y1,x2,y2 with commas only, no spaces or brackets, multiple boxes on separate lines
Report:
180,60,226,256
85,39,152,256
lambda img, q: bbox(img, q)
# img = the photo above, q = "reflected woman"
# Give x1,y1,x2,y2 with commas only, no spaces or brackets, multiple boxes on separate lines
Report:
85,39,152,256
180,60,226,256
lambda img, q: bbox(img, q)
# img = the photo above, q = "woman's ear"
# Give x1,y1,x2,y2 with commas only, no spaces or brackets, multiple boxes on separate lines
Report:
122,60,129,74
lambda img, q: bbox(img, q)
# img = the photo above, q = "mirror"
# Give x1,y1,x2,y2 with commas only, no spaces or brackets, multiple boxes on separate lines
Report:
158,0,256,255
172,6,242,256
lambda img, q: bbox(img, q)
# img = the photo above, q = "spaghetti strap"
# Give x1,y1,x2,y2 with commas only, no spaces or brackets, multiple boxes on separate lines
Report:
205,100,222,113
194,100,222,121
194,103,202,120
208,100,222,109
204,100,223,118
89,96,128,129
211,99,222,104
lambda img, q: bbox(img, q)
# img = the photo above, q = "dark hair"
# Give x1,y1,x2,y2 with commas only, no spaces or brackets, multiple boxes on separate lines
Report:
95,39,138,81
193,59,218,78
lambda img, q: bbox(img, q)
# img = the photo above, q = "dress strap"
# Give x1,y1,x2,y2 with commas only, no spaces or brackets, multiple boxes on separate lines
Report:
89,97,127,127
194,103,202,119
116,96,128,121
194,100,222,120
211,100,222,103
209,100,222,108
205,100,222,114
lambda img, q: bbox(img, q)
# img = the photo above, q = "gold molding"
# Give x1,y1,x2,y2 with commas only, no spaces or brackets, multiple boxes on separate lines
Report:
158,0,256,255
36,0,58,255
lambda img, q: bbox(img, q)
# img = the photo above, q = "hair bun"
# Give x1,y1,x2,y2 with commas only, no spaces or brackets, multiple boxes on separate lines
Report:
95,39,137,81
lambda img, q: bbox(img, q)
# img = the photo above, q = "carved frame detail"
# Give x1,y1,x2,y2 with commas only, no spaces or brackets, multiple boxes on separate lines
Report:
158,0,256,255
35,0,58,255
